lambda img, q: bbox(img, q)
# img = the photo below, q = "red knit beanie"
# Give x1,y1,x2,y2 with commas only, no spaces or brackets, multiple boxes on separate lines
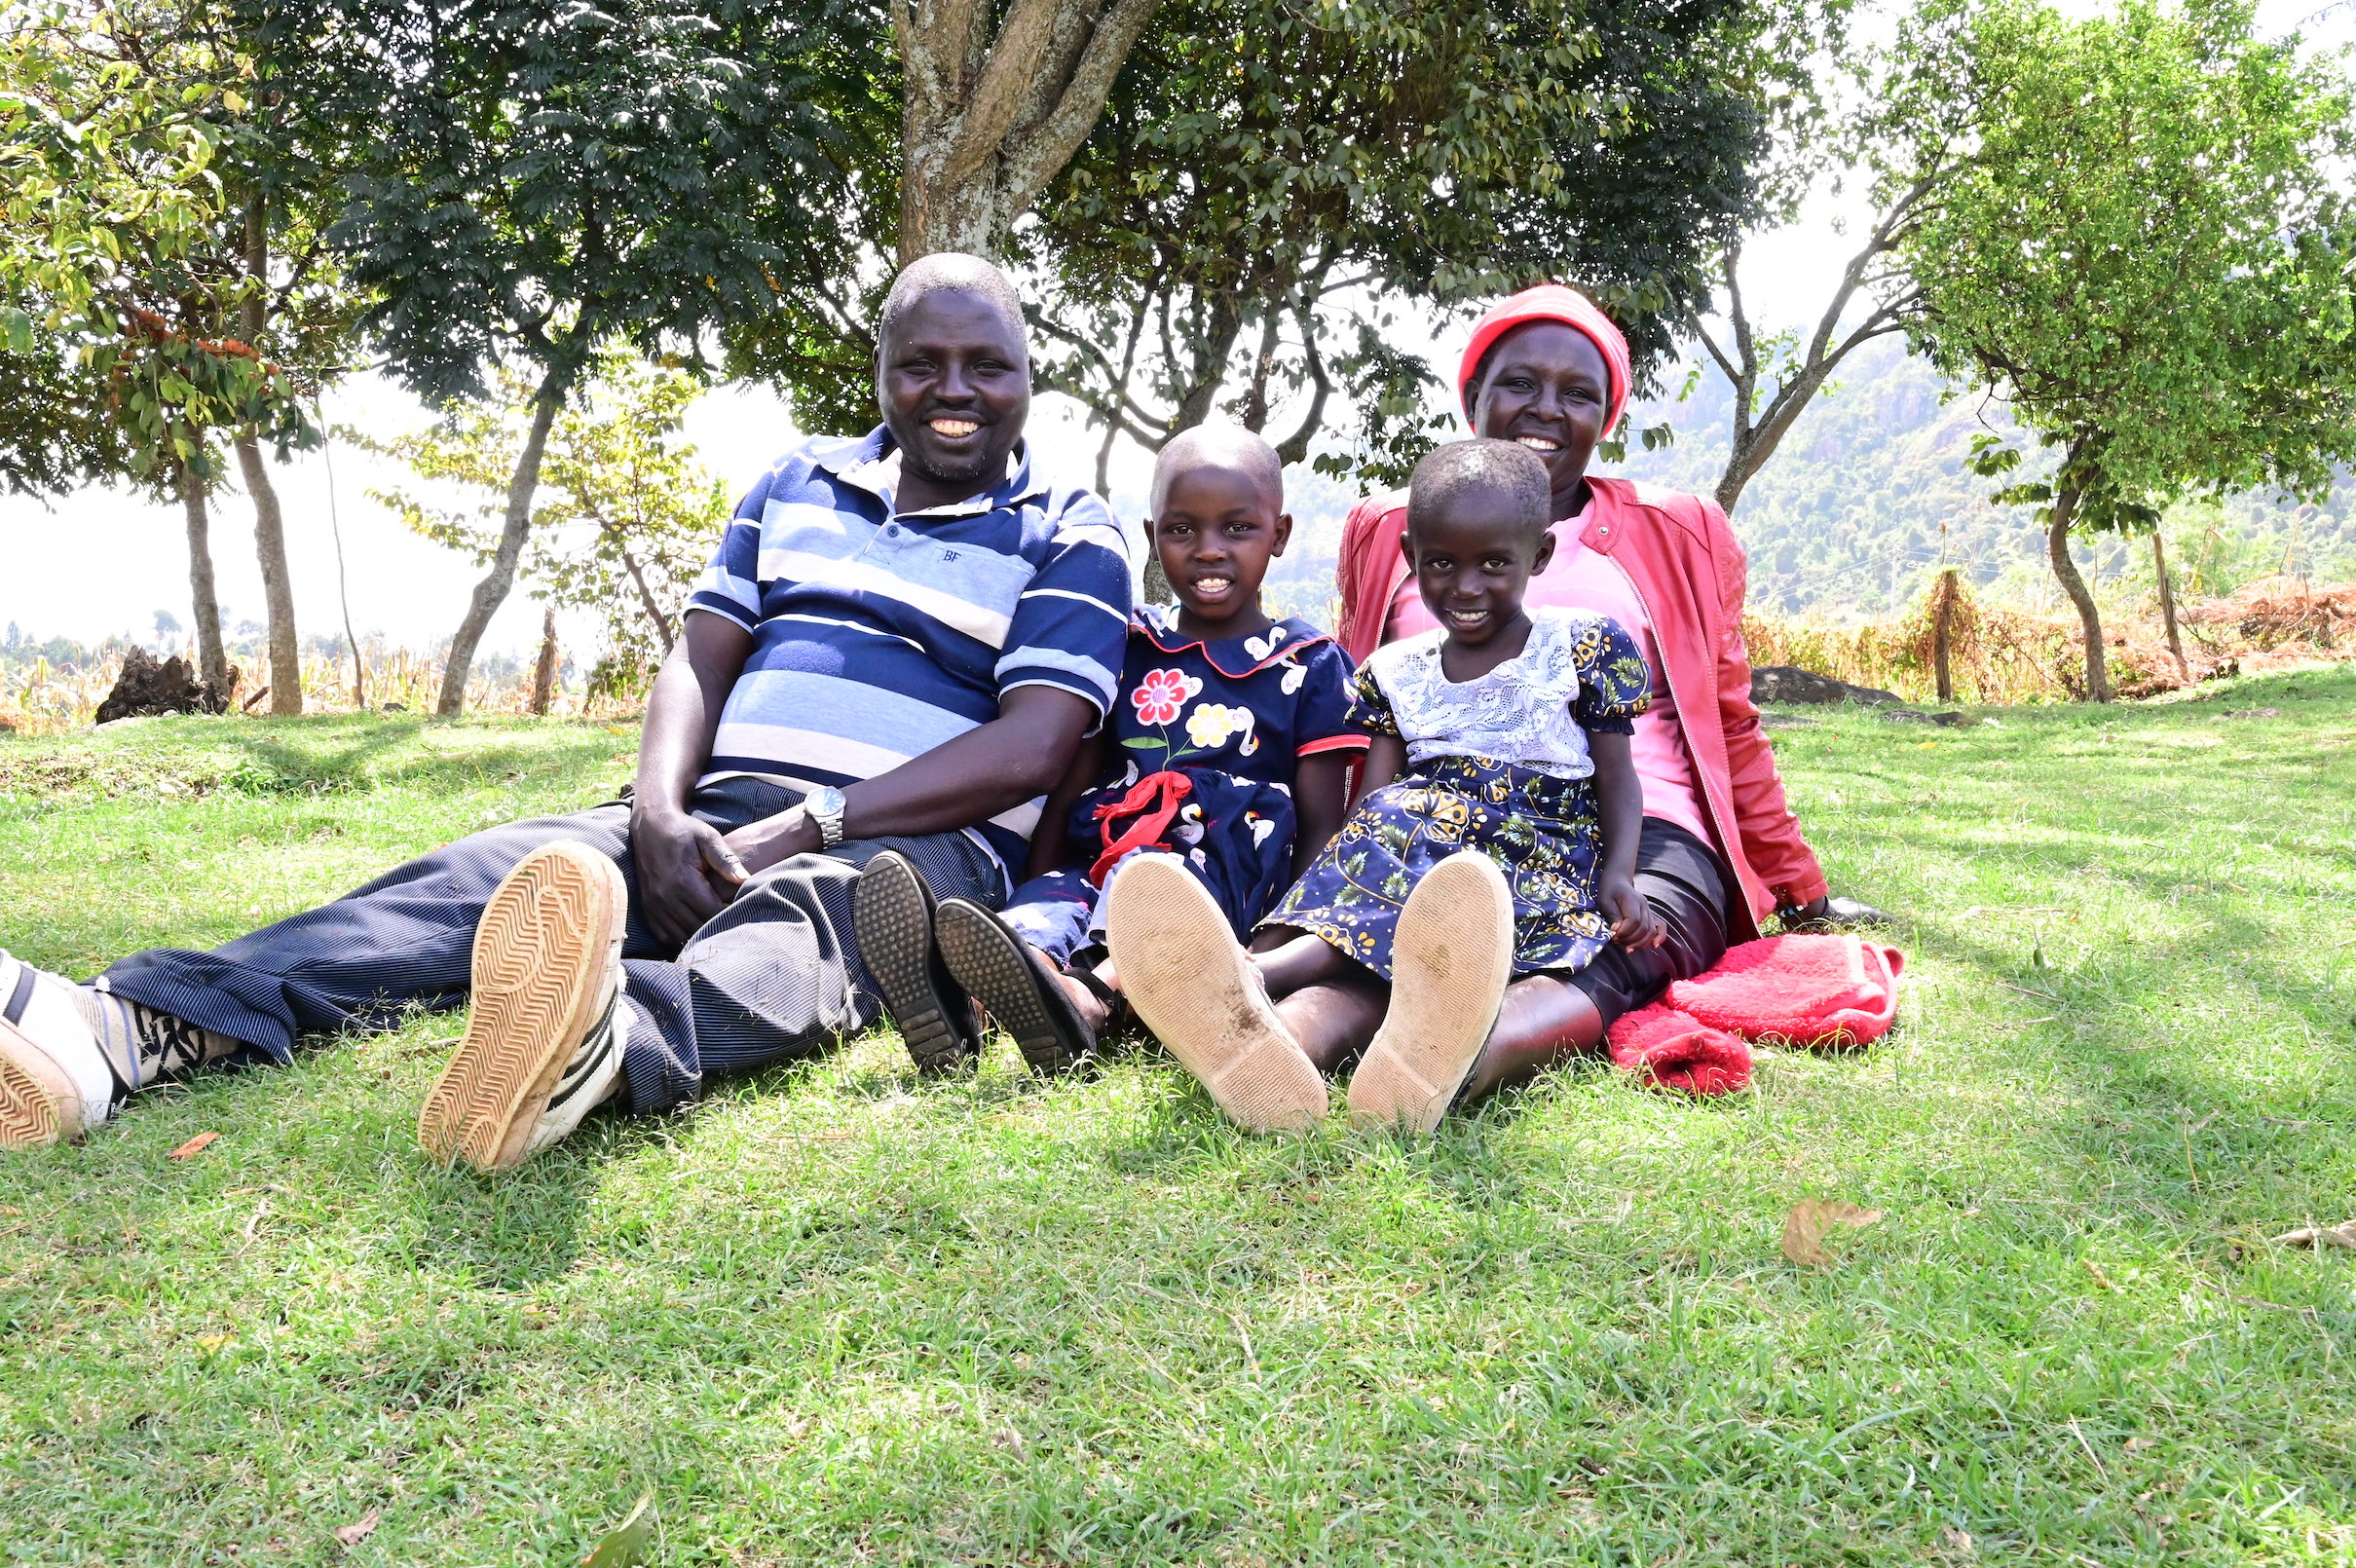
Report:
1456,284,1632,434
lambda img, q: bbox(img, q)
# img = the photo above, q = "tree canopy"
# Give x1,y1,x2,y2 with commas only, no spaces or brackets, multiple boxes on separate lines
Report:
243,0,878,711
1017,0,1765,493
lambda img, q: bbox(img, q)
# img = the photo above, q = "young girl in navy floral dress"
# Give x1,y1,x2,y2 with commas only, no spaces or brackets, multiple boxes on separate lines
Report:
1106,439,1664,1135
927,427,1365,1069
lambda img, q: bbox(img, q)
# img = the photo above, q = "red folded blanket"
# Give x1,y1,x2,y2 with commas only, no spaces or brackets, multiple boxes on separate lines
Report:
1605,934,1905,1098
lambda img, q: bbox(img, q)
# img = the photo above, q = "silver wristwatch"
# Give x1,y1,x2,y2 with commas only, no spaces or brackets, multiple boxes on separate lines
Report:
802,786,848,849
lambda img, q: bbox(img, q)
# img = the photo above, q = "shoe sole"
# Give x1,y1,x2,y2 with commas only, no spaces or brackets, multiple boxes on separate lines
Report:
935,900,1093,1075
1347,851,1514,1136
854,852,972,1075
418,841,625,1172
0,1015,78,1150
1103,854,1326,1135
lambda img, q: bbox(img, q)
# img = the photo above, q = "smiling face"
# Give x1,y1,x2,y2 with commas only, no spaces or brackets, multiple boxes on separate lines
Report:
1148,460,1290,639
1403,486,1556,651
876,286,1030,512
1470,320,1613,519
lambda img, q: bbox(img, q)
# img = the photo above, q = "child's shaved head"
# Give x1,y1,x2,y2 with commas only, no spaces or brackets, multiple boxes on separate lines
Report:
1151,425,1285,517
1406,438,1552,541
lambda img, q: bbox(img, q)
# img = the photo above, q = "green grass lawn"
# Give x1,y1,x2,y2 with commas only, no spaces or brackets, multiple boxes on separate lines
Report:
2,675,2353,1566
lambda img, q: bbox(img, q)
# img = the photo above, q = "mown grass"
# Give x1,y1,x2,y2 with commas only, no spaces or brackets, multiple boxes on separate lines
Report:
2,679,2353,1566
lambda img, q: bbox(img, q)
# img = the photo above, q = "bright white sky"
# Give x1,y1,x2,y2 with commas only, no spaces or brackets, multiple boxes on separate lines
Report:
4,0,2343,655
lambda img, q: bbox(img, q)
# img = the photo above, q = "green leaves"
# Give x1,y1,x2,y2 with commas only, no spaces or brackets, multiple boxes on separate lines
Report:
0,1,331,494
1016,0,1761,481
1903,0,2356,525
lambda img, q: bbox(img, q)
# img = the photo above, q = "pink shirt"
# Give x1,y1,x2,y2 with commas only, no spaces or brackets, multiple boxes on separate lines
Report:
1384,509,1713,841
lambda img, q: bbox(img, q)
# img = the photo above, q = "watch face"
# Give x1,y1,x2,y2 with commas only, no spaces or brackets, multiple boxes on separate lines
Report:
810,787,846,816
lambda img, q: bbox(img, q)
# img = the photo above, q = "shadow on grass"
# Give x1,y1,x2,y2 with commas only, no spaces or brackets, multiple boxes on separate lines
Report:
397,1110,686,1290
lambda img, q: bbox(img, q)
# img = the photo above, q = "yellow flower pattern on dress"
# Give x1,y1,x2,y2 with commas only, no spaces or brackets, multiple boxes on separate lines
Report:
1262,610,1653,982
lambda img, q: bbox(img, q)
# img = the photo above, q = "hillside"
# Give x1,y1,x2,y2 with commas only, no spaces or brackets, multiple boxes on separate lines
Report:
1262,337,2356,624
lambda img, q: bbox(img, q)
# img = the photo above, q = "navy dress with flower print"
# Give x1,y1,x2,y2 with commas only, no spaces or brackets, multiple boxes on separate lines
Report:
997,608,1369,967
1262,609,1653,980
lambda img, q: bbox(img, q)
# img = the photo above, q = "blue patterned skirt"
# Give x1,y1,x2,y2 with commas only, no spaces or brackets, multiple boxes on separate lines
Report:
1261,754,1614,981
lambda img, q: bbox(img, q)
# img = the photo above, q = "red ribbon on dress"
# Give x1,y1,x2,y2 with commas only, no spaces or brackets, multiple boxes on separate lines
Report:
1088,770,1195,887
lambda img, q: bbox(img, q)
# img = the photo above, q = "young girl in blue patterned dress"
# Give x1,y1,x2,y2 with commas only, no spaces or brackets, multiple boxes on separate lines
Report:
929,427,1365,1072
1106,439,1664,1136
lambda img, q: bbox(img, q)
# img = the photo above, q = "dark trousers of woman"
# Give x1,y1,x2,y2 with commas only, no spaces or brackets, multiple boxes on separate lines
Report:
1566,817,1738,1023
93,777,1005,1115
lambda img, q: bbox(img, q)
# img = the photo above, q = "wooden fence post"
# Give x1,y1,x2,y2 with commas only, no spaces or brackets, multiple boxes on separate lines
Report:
530,608,559,717
2152,534,2188,679
1932,569,1958,704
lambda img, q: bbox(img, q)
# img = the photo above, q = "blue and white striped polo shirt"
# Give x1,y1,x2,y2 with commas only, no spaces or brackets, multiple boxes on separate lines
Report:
686,426,1133,873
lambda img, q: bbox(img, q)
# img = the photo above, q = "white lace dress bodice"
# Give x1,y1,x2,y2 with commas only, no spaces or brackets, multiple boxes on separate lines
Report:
1358,609,1650,780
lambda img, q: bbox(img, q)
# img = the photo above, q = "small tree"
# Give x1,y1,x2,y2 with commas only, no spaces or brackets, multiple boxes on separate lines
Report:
0,1,311,694
1903,0,2356,701
259,0,872,713
1679,0,1975,513
357,354,728,703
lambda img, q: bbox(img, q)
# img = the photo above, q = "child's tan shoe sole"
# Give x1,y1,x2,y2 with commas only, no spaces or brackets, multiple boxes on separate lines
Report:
1347,851,1514,1135
1105,854,1326,1135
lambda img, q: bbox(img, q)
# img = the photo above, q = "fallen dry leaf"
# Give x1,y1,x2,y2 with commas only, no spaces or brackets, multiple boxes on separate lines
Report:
1781,1199,1883,1266
168,1131,220,1160
2083,1257,2116,1290
332,1510,380,1548
2269,1221,2356,1250
580,1493,654,1567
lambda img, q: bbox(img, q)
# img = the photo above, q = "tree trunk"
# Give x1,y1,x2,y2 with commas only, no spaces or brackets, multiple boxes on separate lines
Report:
321,424,364,709
2046,486,2110,703
2152,533,2187,678
238,192,302,717
895,0,1164,262
1931,568,1957,703
435,366,569,717
178,459,230,694
529,606,559,716
235,431,303,716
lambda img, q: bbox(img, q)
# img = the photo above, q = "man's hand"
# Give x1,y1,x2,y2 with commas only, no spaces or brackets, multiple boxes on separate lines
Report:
1599,871,1665,951
1779,894,1892,932
722,807,820,879
633,804,749,950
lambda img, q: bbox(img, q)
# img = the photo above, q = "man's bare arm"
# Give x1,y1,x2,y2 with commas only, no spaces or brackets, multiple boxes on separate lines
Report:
722,686,1100,875
630,612,757,949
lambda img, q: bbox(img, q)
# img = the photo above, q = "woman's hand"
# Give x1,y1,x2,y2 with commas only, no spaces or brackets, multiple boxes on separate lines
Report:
721,808,821,879
1599,871,1665,950
632,804,749,950
1779,894,1892,932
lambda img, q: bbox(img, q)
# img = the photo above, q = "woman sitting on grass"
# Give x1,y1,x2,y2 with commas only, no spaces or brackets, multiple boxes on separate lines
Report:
1321,283,1884,1111
1106,439,1667,1134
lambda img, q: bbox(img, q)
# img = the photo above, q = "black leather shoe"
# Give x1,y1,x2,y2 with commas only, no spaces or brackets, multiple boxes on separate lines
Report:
852,850,983,1074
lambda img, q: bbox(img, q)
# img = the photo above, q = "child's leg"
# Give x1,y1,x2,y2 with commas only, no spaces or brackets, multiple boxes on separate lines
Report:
1251,922,1386,1070
1250,928,1360,997
1273,974,1388,1074
1454,975,1605,1102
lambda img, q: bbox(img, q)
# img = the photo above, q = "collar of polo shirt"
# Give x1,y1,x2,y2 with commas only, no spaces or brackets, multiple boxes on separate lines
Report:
826,429,1039,519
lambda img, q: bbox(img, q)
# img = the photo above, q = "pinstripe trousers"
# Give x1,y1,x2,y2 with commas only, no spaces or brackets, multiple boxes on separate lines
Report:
97,777,1005,1114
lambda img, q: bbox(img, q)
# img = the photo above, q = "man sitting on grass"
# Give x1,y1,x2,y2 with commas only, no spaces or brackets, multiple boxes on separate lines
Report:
0,253,1132,1170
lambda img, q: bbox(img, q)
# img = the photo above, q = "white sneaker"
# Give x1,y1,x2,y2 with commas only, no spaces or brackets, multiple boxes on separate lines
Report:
417,841,629,1172
0,951,121,1148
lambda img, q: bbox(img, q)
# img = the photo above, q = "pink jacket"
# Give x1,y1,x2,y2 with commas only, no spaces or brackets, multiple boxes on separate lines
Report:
1335,476,1829,938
